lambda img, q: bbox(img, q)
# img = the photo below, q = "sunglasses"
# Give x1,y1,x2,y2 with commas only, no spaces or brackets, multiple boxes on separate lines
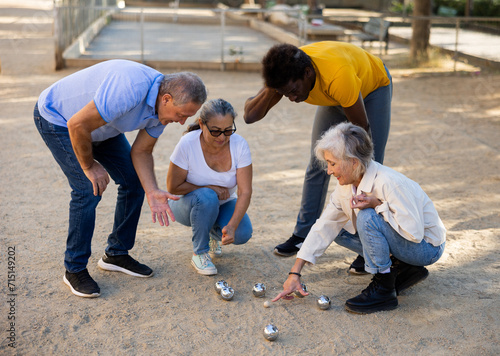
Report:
206,122,237,137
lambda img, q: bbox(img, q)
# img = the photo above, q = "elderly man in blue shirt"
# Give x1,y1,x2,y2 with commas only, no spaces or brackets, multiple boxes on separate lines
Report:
34,59,207,298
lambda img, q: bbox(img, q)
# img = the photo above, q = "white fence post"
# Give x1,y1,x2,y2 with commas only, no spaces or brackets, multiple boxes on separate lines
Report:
454,18,460,72
220,9,226,71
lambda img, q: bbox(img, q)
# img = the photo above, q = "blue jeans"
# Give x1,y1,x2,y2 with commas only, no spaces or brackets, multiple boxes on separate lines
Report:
293,66,393,238
34,104,145,273
169,187,253,254
335,209,445,274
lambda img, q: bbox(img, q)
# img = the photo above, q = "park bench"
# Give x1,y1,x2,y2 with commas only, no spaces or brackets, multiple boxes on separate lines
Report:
346,17,391,53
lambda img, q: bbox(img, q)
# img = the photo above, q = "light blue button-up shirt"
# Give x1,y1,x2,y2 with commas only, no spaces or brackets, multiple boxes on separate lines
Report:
38,59,166,141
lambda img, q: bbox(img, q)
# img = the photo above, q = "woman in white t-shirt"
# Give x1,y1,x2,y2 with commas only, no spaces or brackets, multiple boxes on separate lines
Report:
167,99,253,275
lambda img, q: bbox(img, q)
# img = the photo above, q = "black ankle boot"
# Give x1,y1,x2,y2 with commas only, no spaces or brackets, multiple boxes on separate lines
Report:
391,257,429,295
345,270,398,314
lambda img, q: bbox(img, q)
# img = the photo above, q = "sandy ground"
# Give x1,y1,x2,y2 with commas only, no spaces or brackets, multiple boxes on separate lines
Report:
1,1,500,355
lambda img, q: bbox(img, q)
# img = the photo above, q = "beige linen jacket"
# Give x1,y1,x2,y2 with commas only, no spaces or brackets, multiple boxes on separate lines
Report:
297,161,446,264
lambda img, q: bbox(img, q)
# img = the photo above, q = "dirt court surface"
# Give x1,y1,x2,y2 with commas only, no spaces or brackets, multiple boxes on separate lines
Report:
1,1,499,355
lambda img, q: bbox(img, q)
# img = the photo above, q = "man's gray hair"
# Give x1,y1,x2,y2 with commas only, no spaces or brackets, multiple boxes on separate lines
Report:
314,122,374,180
159,72,207,105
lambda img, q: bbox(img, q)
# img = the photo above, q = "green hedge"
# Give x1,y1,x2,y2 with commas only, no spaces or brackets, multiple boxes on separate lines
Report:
433,0,500,17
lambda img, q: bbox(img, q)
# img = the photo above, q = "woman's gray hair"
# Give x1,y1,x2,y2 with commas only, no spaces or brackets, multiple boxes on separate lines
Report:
186,98,237,133
159,72,207,105
314,122,374,179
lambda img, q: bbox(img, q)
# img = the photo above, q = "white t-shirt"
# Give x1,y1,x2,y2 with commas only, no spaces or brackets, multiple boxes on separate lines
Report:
169,130,252,204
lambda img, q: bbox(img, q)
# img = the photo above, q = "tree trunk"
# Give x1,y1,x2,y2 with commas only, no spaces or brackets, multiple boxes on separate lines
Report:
410,0,431,63
308,0,318,13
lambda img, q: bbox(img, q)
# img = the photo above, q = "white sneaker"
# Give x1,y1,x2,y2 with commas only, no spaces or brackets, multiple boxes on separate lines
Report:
209,237,222,257
191,252,217,275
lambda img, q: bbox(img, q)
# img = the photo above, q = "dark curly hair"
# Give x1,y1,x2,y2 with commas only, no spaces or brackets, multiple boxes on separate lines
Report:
262,43,313,89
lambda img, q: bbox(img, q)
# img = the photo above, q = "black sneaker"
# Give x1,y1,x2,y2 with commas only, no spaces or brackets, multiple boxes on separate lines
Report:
274,234,305,257
348,255,369,275
392,258,429,295
98,253,153,278
63,269,100,298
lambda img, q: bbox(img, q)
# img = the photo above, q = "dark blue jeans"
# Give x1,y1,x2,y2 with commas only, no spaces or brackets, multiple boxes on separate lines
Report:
34,104,145,273
293,66,393,239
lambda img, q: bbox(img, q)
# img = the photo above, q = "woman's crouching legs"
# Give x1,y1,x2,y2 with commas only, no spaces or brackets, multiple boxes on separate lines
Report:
344,208,398,314
169,187,220,255
356,208,393,274
210,199,253,245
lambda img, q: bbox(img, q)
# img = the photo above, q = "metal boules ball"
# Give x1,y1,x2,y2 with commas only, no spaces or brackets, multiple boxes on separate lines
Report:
316,295,331,310
294,283,308,298
220,286,234,301
214,280,228,294
263,324,279,341
252,283,266,298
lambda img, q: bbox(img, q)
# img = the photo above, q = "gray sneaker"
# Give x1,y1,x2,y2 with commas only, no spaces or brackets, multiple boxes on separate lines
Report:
209,237,222,257
191,252,217,275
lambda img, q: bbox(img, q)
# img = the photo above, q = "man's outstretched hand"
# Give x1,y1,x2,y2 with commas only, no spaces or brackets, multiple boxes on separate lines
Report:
147,189,180,227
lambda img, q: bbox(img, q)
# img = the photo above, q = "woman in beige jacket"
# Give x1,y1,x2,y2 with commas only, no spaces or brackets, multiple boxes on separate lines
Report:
273,122,446,314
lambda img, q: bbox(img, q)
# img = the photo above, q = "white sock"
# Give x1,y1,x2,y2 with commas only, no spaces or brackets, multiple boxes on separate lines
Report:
380,267,391,274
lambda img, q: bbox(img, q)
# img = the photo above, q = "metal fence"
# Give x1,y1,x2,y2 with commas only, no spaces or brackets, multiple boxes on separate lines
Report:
114,7,308,68
54,0,119,68
59,6,309,70
55,3,500,71
318,13,500,69
385,15,500,69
